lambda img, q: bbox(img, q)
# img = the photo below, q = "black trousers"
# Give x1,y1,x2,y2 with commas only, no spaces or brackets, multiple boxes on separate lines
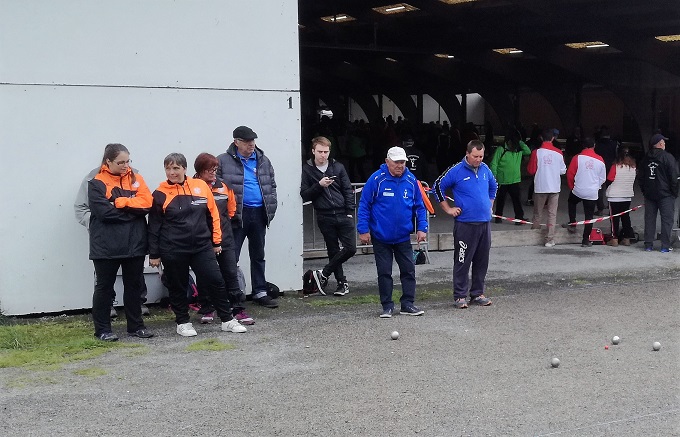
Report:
92,257,145,336
317,213,357,283
643,196,675,250
495,183,525,220
608,200,634,239
197,226,244,314
162,249,233,325
568,192,597,243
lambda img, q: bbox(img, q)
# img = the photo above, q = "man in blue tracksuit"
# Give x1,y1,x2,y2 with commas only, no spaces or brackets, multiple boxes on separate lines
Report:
357,147,428,318
433,140,498,309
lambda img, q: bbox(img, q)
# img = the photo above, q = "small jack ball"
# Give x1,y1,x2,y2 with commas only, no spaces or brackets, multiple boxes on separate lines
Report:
653,341,661,351
604,345,609,350
551,357,560,368
612,336,620,345
391,331,399,340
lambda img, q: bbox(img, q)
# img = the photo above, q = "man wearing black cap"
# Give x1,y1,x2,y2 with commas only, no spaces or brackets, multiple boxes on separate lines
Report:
640,133,678,253
217,126,279,307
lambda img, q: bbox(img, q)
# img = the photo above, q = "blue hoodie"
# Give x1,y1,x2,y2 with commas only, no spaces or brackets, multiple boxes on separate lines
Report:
357,164,428,244
433,159,497,223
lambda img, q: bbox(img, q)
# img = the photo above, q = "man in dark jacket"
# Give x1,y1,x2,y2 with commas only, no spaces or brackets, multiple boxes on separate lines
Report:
217,126,278,308
640,134,679,253
301,136,357,296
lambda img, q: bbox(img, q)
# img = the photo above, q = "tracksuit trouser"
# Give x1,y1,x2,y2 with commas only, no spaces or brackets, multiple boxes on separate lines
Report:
453,221,491,300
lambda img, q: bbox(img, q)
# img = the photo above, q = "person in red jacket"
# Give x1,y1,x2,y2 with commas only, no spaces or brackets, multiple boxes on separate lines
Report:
148,153,247,337
565,138,607,247
88,143,154,341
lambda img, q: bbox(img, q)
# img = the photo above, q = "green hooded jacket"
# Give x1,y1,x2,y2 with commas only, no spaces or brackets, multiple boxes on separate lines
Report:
489,140,531,185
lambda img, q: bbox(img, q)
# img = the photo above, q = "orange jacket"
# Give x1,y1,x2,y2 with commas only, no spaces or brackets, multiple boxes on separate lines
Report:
148,176,221,258
209,178,237,248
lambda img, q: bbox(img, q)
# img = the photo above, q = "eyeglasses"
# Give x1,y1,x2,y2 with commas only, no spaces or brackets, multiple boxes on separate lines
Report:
113,159,131,166
205,167,218,174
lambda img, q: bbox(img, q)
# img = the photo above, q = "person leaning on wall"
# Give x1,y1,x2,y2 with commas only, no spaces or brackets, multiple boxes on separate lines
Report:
86,143,154,341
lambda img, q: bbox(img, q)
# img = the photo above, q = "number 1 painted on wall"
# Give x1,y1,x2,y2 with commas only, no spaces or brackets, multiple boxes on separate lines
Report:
288,97,293,109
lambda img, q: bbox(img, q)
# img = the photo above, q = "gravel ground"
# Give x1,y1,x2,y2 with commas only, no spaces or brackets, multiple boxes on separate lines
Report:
1,245,679,436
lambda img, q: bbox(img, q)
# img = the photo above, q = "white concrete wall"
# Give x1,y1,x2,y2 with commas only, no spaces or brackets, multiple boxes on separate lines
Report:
0,0,302,315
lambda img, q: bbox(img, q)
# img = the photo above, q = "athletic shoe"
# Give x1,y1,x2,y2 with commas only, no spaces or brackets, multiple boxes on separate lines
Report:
234,310,255,325
254,296,278,308
470,295,492,306
333,282,350,296
379,308,393,318
312,270,328,295
581,241,592,247
454,298,468,309
96,332,119,342
200,312,215,324
110,307,118,318
644,246,653,252
660,247,673,253
221,319,247,333
127,328,154,338
176,322,197,337
141,304,150,316
188,303,201,312
544,241,556,248
400,304,424,316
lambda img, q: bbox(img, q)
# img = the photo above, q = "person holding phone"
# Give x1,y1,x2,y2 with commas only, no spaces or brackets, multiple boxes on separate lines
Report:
301,136,357,295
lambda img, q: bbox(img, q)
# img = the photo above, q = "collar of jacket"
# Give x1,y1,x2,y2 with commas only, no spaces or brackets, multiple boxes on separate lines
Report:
227,143,264,161
463,157,479,174
305,158,336,168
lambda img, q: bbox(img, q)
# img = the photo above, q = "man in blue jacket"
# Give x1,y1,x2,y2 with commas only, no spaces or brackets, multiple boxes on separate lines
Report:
357,147,428,318
433,140,497,309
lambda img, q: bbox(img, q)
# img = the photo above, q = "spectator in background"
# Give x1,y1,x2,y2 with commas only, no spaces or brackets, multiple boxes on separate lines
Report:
489,129,531,224
604,146,637,247
527,128,566,247
594,127,619,215
640,134,679,252
402,134,430,184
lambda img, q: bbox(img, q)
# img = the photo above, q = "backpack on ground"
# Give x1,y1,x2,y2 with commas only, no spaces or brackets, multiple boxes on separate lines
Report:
302,270,320,295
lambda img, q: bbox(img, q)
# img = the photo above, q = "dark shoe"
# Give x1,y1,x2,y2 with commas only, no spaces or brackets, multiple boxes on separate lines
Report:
379,308,393,318
494,217,502,224
110,306,118,318
333,282,350,296
660,247,673,253
312,270,328,295
581,241,592,247
128,328,154,338
254,296,278,308
400,304,424,316
96,332,119,342
644,246,654,252
470,295,492,306
454,298,468,309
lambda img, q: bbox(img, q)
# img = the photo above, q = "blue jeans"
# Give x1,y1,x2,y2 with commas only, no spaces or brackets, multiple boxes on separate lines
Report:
372,238,416,310
233,206,268,298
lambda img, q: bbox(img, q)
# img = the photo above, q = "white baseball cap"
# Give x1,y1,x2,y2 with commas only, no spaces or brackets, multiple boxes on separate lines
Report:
386,146,407,162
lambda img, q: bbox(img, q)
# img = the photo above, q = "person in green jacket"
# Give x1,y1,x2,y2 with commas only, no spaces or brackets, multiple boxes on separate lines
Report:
489,129,531,224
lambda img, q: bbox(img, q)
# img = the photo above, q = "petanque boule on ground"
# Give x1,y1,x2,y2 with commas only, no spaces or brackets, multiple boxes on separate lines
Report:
391,331,399,340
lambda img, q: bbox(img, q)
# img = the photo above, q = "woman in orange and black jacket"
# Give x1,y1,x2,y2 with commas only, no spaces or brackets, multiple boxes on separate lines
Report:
148,153,246,337
88,143,153,341
193,153,255,326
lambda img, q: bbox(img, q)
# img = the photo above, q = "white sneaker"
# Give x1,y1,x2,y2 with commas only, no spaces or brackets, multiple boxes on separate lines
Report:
176,322,197,337
221,319,247,333
544,241,556,247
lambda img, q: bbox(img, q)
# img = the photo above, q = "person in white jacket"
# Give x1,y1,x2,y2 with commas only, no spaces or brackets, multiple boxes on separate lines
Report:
527,128,567,247
604,146,637,246
565,138,607,247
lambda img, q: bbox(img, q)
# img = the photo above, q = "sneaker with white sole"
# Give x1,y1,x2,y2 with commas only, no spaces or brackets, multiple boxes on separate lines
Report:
176,322,197,337
200,311,215,324
400,304,424,316
312,270,328,295
379,308,393,318
333,282,350,296
221,319,247,333
234,310,255,325
544,241,556,247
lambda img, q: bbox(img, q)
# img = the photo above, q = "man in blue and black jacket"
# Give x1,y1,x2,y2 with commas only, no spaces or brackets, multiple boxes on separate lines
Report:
357,147,428,319
433,140,498,309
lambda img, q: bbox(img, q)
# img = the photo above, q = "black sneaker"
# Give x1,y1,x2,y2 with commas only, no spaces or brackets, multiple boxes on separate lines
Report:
127,328,154,338
379,308,393,318
312,270,328,295
400,304,424,316
96,332,119,342
254,295,278,308
333,282,350,296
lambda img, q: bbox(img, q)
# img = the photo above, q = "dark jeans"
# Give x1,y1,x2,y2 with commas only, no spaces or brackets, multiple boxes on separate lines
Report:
644,196,675,249
372,238,416,310
317,213,357,283
92,257,145,336
162,249,232,325
111,275,147,306
608,200,634,239
568,192,596,243
495,183,524,219
233,206,268,299
453,222,491,300
196,226,244,314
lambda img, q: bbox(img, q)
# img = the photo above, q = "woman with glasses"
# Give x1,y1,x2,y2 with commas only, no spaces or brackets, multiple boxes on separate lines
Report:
148,153,247,337
88,143,154,341
193,153,255,326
